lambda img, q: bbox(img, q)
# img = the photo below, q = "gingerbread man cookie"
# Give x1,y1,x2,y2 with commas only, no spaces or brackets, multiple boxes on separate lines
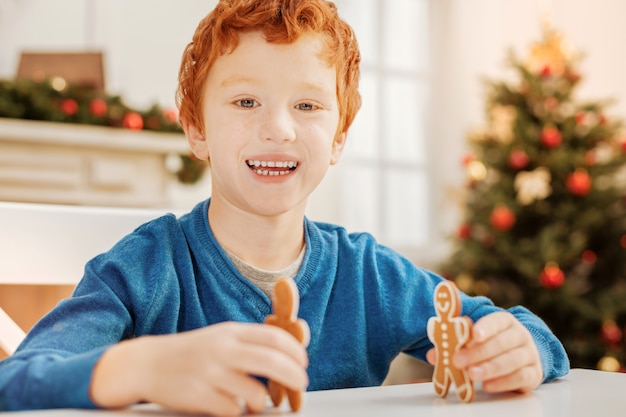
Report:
426,280,475,402
264,277,310,412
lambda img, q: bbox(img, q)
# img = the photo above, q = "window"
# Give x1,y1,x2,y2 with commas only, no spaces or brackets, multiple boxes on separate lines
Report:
332,0,433,263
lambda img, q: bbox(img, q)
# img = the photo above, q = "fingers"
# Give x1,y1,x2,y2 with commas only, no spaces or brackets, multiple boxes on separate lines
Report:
455,313,526,367
426,348,436,365
453,312,543,393
225,323,309,391
136,322,309,416
210,371,268,414
238,323,309,368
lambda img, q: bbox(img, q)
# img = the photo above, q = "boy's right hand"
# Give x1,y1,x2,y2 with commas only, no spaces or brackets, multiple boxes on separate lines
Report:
90,321,309,416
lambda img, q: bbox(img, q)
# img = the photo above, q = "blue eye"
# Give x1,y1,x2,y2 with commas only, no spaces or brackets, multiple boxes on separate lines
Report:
297,103,317,111
236,99,257,108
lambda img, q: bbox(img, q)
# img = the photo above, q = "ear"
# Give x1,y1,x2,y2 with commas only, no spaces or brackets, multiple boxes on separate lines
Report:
181,118,209,160
330,132,347,165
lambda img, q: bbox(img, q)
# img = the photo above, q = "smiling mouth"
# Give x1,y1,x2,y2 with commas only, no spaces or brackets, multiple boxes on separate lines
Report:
246,160,298,176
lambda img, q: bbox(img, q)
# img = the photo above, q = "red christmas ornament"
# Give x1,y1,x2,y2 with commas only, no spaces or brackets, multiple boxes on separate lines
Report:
575,111,587,125
540,126,562,148
489,206,516,231
581,250,597,265
540,263,565,289
89,98,108,117
584,150,596,166
60,98,78,115
540,65,552,78
457,223,472,240
122,112,144,130
508,150,530,170
601,320,623,345
566,169,592,197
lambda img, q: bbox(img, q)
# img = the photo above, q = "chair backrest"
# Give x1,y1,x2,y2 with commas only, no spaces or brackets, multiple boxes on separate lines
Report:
0,201,181,354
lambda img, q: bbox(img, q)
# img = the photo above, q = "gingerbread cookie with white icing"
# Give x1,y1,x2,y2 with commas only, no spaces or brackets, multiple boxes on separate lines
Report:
264,277,310,412
426,280,475,402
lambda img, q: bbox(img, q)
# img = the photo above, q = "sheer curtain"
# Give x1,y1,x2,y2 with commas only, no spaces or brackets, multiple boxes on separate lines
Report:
326,0,437,264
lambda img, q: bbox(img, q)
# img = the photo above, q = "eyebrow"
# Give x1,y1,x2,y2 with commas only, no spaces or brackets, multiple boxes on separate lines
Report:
220,76,256,88
220,76,333,93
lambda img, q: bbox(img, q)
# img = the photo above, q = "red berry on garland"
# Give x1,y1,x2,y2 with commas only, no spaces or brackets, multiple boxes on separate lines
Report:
457,223,472,240
60,98,78,115
540,126,562,148
489,205,516,231
575,111,587,125
540,64,552,78
566,169,592,197
508,149,529,170
540,262,565,289
122,112,144,130
164,108,179,123
89,98,108,117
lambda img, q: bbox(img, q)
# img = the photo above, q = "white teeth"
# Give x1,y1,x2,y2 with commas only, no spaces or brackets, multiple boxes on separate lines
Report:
246,160,298,175
254,169,292,176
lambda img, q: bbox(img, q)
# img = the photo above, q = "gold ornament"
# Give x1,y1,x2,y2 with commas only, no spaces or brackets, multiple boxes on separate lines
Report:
526,23,575,77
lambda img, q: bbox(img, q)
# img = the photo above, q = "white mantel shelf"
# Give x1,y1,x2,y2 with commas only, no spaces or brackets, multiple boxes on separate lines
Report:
0,118,191,208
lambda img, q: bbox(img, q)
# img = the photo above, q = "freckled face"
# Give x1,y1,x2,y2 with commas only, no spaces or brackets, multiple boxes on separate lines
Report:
200,31,346,217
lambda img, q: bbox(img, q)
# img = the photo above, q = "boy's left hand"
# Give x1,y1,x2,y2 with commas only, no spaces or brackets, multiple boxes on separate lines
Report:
427,311,543,394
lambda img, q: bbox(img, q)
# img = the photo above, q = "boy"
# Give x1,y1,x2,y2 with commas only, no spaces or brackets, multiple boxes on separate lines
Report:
0,0,569,415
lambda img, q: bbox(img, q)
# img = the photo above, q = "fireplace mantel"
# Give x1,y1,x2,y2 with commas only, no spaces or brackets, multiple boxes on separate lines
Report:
0,118,191,207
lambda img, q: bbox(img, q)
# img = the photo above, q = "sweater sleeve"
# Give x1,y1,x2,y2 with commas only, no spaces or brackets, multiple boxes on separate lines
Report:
378,252,569,384
0,263,139,411
0,346,107,410
460,294,570,383
0,213,192,411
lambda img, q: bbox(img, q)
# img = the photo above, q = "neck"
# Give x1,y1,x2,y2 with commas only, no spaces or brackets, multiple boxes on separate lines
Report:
207,197,306,271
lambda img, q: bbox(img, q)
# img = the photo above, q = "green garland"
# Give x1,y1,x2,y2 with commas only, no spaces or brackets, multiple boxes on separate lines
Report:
0,77,206,184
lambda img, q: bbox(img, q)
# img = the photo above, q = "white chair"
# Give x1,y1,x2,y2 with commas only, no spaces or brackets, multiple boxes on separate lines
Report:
0,201,181,355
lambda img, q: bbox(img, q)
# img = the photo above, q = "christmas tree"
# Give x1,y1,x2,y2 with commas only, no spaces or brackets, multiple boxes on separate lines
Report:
439,25,626,372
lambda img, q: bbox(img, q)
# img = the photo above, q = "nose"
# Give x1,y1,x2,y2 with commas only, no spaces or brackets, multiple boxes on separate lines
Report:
261,107,296,143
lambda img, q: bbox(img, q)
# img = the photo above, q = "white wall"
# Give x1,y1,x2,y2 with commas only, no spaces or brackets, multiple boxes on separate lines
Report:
2,0,626,248
0,0,216,109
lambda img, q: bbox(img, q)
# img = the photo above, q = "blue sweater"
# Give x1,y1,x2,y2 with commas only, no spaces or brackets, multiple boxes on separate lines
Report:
0,199,569,410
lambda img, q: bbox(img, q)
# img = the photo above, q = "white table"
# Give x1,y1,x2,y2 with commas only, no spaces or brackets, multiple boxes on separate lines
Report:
1,369,624,416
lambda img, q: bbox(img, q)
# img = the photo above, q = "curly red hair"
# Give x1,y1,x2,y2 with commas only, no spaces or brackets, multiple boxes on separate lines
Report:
176,0,361,136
